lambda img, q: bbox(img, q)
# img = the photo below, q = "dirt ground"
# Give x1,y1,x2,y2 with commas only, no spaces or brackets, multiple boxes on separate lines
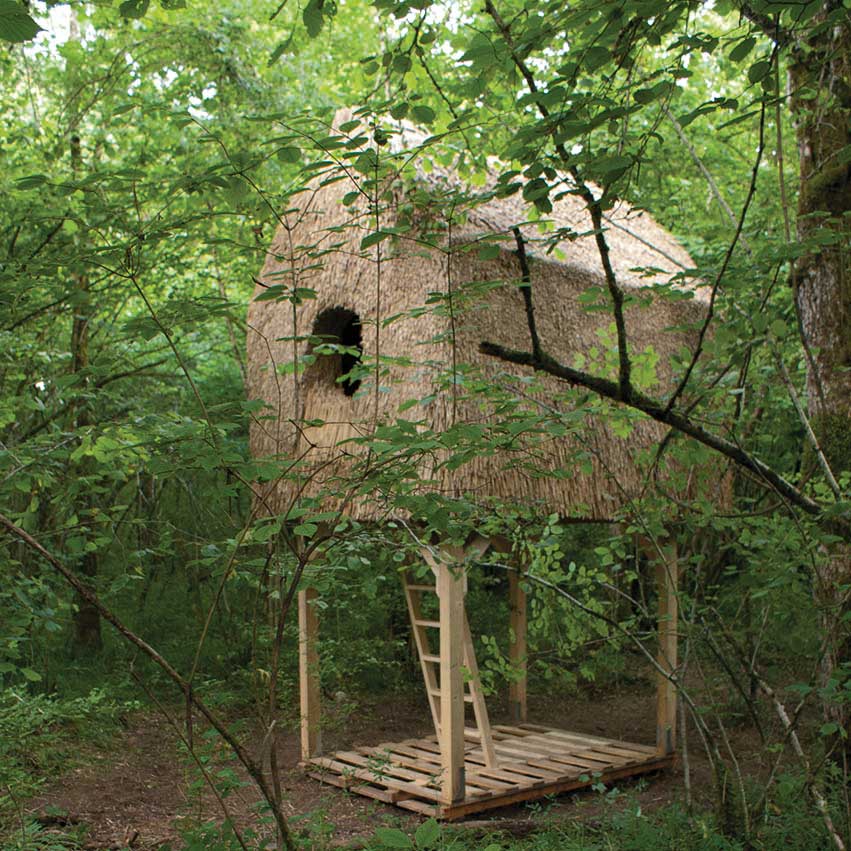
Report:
23,681,765,850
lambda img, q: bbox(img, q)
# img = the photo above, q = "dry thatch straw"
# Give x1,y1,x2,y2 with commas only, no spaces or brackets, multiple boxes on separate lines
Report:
246,113,726,523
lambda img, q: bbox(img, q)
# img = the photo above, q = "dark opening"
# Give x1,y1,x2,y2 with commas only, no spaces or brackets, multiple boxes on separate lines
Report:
309,307,363,397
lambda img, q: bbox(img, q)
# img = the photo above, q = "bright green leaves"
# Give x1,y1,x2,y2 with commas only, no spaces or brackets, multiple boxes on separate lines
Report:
0,1,41,43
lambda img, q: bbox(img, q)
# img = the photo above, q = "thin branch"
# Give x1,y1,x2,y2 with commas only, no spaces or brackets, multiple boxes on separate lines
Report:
477,339,838,528
483,0,632,399
664,96,769,414
0,511,298,851
512,228,542,360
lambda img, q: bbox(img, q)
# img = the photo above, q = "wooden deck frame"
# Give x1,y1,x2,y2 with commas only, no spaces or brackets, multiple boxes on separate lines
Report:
306,723,673,820
297,530,679,817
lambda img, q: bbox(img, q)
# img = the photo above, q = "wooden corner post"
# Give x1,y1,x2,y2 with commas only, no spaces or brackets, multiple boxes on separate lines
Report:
299,586,321,760
438,554,466,805
655,541,679,756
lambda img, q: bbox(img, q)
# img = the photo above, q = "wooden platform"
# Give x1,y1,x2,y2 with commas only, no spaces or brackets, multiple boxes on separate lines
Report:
305,723,672,820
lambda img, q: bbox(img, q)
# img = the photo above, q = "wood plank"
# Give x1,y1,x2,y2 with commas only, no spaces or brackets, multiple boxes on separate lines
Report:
411,739,548,784
402,571,441,737
298,587,321,760
310,756,444,802
351,747,497,798
655,542,679,756
437,552,466,805
518,724,657,755
335,749,441,788
307,771,400,803
466,728,611,768
439,756,673,820
494,728,645,763
395,798,439,816
375,741,517,792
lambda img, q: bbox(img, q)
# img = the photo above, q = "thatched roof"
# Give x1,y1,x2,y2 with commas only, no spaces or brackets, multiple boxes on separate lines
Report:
246,117,721,523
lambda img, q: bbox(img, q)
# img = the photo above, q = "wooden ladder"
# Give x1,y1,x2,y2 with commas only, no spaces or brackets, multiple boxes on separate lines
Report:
401,568,498,768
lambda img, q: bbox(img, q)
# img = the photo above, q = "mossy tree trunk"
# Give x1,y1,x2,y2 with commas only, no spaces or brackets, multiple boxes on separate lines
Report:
790,11,851,739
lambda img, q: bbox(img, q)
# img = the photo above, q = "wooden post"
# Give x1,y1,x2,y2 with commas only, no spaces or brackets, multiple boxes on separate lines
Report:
438,553,466,804
655,542,678,756
508,563,528,724
299,586,321,761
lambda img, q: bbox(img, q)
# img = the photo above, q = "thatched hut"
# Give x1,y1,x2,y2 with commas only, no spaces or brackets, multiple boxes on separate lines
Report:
246,116,710,819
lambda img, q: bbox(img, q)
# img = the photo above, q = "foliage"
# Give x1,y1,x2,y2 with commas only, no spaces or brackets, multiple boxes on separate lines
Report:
0,688,137,822
0,0,849,847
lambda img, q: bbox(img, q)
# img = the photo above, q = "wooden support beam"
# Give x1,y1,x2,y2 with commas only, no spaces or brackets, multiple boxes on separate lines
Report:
508,562,528,724
299,586,322,761
655,542,678,756
437,552,466,804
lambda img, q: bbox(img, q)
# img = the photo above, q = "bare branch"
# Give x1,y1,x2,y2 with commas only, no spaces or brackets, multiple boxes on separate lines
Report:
477,339,838,528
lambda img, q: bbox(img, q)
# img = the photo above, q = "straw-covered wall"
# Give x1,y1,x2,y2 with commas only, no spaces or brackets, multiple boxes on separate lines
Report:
246,138,723,522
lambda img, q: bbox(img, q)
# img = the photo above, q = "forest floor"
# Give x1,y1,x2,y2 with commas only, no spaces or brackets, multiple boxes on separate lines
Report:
22,681,766,850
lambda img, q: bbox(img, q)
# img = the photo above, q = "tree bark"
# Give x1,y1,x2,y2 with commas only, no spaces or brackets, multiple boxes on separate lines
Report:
790,13,851,738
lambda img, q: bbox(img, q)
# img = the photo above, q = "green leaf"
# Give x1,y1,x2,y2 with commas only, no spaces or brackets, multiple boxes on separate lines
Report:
392,53,412,73
277,146,301,163
729,36,756,62
0,0,41,42
354,149,378,174
303,0,324,37
747,59,772,84
584,45,610,71
414,818,440,848
16,174,48,189
293,523,318,537
373,827,413,849
21,667,42,682
411,104,435,124
769,319,787,338
119,0,150,19
361,230,390,249
268,38,292,65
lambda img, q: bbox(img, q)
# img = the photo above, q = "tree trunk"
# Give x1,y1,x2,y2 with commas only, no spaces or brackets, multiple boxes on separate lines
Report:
67,13,102,651
790,15,851,739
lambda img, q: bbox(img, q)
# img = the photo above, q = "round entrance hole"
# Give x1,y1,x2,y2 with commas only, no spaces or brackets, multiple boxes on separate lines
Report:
308,307,363,397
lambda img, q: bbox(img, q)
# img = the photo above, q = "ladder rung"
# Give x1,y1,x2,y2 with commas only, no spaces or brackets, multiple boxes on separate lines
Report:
407,584,437,592
428,688,474,703
421,654,440,663
414,619,440,628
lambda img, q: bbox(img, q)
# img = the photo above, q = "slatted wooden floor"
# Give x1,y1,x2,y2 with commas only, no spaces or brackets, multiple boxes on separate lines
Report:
306,722,672,820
